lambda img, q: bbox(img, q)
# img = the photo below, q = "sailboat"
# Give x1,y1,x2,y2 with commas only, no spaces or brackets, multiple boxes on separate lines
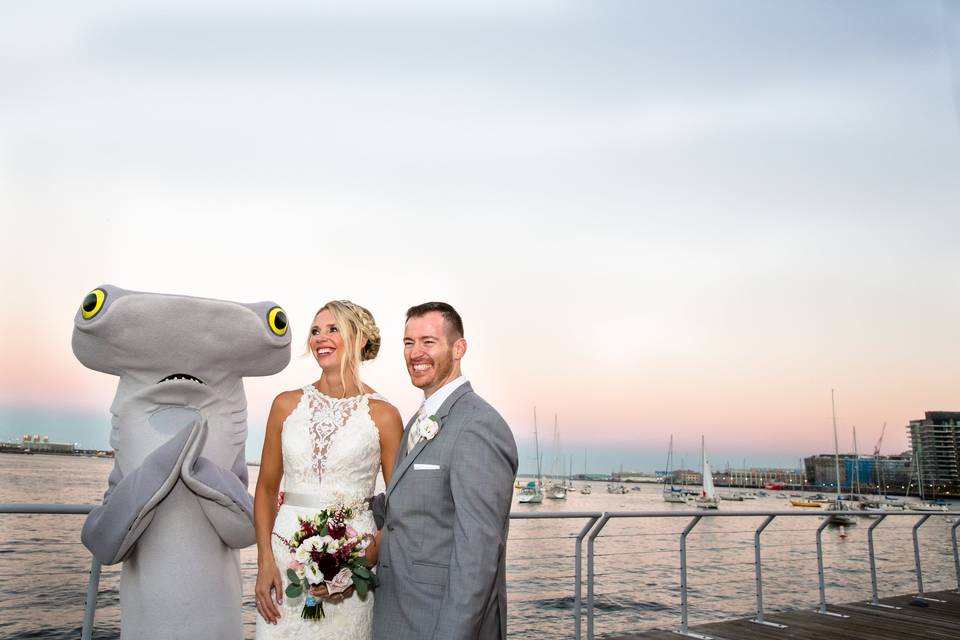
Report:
790,460,822,507
662,435,689,503
518,408,544,504
908,446,948,512
863,422,904,512
580,449,592,494
545,414,567,500
695,436,719,509
823,390,857,526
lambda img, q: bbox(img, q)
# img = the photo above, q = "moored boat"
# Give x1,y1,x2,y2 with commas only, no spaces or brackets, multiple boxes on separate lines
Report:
695,436,719,510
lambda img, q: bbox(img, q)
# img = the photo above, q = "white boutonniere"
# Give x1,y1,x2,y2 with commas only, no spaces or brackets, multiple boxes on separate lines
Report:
417,414,441,442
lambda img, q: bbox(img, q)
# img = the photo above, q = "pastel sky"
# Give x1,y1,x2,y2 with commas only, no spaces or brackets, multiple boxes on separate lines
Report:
2,1,959,474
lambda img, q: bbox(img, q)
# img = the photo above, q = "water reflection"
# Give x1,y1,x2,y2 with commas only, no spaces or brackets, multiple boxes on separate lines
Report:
1,455,957,640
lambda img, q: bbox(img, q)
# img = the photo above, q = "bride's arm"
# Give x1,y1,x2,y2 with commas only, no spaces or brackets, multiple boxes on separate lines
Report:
368,400,404,565
254,391,297,624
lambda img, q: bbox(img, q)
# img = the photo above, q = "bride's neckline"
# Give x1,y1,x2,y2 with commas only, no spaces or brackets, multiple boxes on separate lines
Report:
306,384,377,402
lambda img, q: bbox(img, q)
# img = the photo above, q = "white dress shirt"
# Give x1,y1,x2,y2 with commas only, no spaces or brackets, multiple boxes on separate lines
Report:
407,375,468,452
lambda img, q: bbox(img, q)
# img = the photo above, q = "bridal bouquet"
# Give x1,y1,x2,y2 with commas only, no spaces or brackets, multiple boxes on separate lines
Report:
275,505,379,619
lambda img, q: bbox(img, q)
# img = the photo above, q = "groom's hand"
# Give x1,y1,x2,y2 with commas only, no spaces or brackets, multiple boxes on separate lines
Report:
308,583,356,602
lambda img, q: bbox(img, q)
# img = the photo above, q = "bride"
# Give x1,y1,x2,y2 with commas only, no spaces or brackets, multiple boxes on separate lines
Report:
254,300,403,639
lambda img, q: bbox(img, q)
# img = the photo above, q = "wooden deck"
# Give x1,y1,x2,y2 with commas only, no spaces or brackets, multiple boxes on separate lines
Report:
611,590,960,639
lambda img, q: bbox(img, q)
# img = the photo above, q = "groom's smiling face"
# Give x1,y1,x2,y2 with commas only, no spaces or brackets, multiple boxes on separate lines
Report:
403,311,463,396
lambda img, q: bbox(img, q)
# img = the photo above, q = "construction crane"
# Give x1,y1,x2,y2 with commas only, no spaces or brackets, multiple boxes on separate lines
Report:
873,422,887,494
873,422,887,457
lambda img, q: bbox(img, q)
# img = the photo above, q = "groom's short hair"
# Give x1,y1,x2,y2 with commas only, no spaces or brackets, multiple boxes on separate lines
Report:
406,302,464,342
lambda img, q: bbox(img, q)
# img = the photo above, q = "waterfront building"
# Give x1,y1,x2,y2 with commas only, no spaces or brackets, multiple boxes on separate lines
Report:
715,467,804,488
908,411,960,495
610,470,662,483
0,435,78,455
804,453,912,492
662,469,702,487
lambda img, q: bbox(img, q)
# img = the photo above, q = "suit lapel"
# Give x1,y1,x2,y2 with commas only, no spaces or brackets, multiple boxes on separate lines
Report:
384,382,473,502
393,413,419,473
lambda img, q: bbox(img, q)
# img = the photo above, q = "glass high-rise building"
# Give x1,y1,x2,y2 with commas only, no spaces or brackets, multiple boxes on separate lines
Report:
908,411,960,496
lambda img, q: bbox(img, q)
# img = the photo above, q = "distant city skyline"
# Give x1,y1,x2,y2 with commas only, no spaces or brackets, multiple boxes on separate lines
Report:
2,1,959,470
0,403,932,476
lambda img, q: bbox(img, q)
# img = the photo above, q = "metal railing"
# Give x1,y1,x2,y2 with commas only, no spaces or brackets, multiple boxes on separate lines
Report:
2,504,959,640
1,504,99,640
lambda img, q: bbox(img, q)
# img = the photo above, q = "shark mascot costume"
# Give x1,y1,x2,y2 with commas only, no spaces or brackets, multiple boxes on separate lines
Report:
72,285,291,639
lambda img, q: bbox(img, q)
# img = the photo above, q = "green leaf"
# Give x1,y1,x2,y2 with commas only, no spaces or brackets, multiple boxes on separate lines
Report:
286,569,300,584
355,578,369,597
354,557,369,568
285,583,303,598
369,573,381,589
320,526,328,537
352,566,371,579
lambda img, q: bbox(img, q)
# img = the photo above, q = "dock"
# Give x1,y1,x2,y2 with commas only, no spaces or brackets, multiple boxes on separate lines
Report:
613,589,960,639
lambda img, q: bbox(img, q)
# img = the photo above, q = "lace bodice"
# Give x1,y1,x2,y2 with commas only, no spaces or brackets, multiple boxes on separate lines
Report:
281,385,384,506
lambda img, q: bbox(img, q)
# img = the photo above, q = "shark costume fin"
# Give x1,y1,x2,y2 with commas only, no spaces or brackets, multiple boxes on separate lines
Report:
81,414,203,565
180,425,256,549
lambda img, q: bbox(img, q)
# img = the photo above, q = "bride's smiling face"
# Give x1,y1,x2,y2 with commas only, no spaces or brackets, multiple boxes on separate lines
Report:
309,309,344,370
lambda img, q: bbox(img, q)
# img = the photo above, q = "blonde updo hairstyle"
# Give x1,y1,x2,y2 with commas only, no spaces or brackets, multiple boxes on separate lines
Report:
310,300,381,397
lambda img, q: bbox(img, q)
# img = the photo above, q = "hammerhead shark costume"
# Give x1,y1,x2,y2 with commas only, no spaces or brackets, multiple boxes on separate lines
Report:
72,285,291,639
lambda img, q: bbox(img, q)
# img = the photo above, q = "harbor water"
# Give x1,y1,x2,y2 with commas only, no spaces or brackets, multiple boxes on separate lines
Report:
1,453,957,639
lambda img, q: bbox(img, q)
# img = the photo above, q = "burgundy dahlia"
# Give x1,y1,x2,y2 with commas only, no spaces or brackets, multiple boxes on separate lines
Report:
317,552,339,581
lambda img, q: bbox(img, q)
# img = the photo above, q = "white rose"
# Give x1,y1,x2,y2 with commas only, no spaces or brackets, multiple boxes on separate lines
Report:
303,561,322,585
301,535,321,548
316,535,336,550
295,545,312,564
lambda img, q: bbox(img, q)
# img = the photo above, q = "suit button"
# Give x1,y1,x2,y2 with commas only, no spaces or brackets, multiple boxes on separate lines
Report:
387,524,395,531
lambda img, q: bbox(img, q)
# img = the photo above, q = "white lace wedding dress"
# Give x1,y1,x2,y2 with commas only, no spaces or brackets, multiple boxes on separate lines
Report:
256,386,384,640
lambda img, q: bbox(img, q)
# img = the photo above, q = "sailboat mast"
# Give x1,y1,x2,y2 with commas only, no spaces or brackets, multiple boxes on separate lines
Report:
552,414,559,483
831,389,841,498
853,425,860,495
665,435,674,491
915,447,924,501
533,407,542,485
700,435,705,496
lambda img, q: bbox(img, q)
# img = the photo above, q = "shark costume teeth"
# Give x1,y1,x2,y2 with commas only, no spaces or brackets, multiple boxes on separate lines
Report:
72,285,291,640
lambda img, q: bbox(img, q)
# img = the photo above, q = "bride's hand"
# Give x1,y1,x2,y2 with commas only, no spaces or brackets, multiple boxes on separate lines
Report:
255,562,284,624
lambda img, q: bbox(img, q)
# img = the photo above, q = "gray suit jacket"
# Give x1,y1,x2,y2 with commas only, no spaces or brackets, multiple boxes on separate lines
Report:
372,382,518,640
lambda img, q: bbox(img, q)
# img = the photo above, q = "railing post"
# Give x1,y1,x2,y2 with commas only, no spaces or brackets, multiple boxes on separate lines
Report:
586,514,610,640
574,517,599,640
910,514,946,602
677,515,711,639
913,514,929,596
750,515,785,628
951,519,960,594
814,517,849,617
865,515,899,609
81,557,101,640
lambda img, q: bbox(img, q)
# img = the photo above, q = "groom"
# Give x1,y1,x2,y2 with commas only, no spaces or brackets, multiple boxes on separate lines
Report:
372,302,518,640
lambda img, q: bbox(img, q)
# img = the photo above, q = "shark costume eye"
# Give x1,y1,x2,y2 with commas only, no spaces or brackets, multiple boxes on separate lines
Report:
81,289,107,319
267,307,288,336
